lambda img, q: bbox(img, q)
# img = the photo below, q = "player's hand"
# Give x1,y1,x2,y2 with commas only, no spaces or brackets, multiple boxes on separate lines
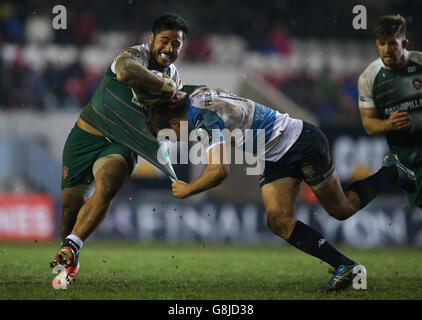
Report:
160,77,177,100
167,91,187,108
172,180,192,199
388,109,410,130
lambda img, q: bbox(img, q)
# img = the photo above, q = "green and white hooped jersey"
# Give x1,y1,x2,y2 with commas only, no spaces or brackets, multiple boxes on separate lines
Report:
358,51,422,148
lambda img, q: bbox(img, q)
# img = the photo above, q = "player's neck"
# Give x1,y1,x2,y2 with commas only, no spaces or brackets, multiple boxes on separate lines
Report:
148,59,166,72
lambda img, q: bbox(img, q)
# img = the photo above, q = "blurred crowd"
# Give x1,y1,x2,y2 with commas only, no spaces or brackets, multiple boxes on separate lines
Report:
0,0,420,124
262,71,361,125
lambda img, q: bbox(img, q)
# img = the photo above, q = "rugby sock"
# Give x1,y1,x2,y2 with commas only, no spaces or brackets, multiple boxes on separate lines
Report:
287,221,354,269
346,166,397,209
62,234,83,266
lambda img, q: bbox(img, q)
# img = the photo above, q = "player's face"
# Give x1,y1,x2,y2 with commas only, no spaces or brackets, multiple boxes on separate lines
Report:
376,34,408,70
148,30,184,69
169,116,190,141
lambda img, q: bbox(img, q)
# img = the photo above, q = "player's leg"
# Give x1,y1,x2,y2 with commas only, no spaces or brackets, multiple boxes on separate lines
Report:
310,170,369,221
389,148,422,210
57,147,136,260
60,190,86,242
262,178,356,272
262,177,300,239
51,125,105,286
58,123,107,244
50,191,85,288
405,166,422,210
262,122,361,292
296,122,415,220
312,156,415,221
312,170,388,220
295,123,414,291
51,126,136,286
70,154,130,241
51,154,131,287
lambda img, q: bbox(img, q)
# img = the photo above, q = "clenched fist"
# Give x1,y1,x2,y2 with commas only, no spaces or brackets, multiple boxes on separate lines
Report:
172,180,192,199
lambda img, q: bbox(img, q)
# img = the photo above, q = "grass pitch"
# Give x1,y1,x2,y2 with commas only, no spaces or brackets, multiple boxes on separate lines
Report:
0,241,421,300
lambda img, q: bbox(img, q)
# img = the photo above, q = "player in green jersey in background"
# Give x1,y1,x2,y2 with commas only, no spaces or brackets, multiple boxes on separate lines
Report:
358,14,422,209
50,14,189,287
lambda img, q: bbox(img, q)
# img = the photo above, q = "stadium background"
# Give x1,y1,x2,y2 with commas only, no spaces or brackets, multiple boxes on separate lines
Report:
0,0,422,249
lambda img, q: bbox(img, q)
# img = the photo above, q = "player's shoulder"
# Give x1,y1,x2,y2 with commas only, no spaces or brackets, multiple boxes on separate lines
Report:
408,51,422,65
122,44,149,60
110,44,149,74
130,44,148,52
359,57,384,84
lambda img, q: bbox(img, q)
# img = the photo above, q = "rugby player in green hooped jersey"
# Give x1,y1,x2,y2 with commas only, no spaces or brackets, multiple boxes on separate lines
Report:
49,14,189,287
358,14,422,209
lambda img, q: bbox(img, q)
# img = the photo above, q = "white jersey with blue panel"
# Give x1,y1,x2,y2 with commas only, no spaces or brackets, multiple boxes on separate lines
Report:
186,86,303,162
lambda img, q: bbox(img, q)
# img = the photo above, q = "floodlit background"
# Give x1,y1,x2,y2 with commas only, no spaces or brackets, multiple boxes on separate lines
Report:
0,0,421,247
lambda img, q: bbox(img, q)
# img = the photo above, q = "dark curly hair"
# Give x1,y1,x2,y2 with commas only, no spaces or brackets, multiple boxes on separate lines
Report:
152,13,189,39
146,102,186,136
146,85,206,136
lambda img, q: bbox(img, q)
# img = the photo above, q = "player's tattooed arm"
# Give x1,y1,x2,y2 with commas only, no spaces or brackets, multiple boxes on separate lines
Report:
114,48,176,98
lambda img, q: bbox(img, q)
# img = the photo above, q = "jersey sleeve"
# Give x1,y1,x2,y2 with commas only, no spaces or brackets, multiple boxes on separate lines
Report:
409,51,422,66
358,71,376,109
171,65,183,90
110,45,149,74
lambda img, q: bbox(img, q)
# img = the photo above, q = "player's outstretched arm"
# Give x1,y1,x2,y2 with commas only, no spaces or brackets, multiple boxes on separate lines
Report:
359,107,410,135
172,143,230,199
114,48,176,99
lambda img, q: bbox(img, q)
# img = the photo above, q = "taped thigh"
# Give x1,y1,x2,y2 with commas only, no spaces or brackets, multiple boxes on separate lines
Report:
92,153,128,178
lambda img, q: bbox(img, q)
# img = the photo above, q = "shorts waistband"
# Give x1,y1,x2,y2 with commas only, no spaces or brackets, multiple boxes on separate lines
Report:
72,123,110,142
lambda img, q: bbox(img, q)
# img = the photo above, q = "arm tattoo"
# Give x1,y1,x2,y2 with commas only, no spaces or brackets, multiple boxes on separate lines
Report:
123,48,148,67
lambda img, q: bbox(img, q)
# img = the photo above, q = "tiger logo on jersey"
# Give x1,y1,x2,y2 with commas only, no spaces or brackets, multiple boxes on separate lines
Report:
412,78,422,90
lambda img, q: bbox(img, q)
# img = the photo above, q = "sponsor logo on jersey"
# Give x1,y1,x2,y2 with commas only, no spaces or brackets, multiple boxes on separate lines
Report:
412,78,422,90
408,66,417,73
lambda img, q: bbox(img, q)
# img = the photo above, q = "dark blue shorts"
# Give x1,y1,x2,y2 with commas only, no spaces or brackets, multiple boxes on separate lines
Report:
260,122,334,188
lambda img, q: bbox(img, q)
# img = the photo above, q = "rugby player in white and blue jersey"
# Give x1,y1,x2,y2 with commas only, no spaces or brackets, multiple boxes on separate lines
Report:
147,85,416,292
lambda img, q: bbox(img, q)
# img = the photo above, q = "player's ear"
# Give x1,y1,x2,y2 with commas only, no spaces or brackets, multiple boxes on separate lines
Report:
402,38,409,50
169,119,180,128
148,32,155,48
